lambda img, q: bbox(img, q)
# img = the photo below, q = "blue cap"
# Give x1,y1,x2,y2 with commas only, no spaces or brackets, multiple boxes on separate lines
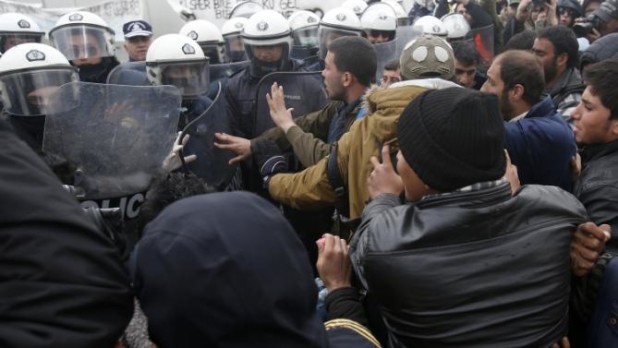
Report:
123,20,153,39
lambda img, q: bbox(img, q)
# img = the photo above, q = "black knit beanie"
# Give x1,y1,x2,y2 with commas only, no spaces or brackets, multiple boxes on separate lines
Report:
397,87,506,192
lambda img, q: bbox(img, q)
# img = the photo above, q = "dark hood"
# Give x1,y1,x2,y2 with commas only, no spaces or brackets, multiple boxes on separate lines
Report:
75,57,119,84
132,191,328,348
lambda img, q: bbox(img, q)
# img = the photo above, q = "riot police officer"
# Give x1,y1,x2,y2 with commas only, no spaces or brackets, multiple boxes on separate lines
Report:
49,11,119,83
0,13,44,54
0,43,79,152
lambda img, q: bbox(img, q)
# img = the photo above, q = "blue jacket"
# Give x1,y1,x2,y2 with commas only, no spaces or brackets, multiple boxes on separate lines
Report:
505,97,576,192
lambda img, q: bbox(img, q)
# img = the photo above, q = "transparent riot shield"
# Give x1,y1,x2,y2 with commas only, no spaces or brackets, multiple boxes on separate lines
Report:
374,39,399,84
177,83,239,191
395,25,418,58
209,61,250,83
106,61,149,86
470,24,495,64
43,82,181,203
253,71,328,137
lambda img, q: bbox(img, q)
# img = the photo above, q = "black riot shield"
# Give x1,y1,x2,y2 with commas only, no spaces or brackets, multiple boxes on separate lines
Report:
106,61,149,86
43,82,181,210
374,40,399,84
253,70,328,137
178,83,239,191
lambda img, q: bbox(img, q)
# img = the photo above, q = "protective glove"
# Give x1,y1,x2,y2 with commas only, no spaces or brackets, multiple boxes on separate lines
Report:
162,131,197,173
252,139,287,188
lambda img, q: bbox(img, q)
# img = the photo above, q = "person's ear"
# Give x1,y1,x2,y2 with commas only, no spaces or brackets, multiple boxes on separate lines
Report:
556,52,568,68
509,84,525,102
341,72,353,87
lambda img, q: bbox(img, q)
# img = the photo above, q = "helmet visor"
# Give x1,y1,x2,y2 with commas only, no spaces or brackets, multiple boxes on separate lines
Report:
293,27,319,47
200,43,227,64
50,26,114,61
1,33,43,53
318,27,361,59
224,34,247,62
0,68,78,116
161,61,210,98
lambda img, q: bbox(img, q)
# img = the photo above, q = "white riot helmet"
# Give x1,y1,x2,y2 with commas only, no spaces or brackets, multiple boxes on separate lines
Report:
241,10,293,77
0,43,78,116
146,34,210,99
288,10,320,56
441,13,471,40
341,0,368,17
221,17,248,62
361,3,397,43
180,19,227,64
382,0,412,26
228,1,263,19
0,13,45,54
49,11,115,61
318,8,363,59
412,15,448,37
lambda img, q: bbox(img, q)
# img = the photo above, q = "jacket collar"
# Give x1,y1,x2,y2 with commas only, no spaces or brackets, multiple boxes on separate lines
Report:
525,97,557,119
416,180,512,209
547,68,582,97
581,139,618,164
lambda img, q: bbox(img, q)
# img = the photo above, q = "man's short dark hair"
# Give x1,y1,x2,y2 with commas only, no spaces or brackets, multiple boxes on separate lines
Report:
384,58,400,71
496,50,545,106
537,25,579,69
502,30,537,52
584,58,618,120
451,40,480,66
327,36,377,87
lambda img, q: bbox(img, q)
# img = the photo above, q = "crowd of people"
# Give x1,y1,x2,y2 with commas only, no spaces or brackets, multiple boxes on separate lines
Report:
0,0,617,346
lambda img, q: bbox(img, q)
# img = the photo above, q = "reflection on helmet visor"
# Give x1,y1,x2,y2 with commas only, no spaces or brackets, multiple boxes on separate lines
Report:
161,61,210,98
368,30,396,41
0,69,77,116
293,27,319,46
50,26,113,61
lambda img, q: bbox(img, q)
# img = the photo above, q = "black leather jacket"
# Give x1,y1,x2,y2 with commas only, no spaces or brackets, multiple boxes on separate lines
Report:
574,140,618,252
350,182,587,347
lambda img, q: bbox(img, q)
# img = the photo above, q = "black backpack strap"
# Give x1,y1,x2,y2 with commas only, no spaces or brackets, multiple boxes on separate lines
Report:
327,143,349,217
326,143,360,237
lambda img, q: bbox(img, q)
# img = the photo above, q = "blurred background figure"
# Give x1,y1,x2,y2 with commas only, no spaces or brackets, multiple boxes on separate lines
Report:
317,7,364,65
442,13,472,42
361,3,398,43
49,11,119,83
221,17,248,62
341,0,368,17
122,19,153,62
0,13,44,54
0,43,79,152
288,10,321,62
228,0,263,19
380,58,401,87
556,0,583,28
180,19,227,64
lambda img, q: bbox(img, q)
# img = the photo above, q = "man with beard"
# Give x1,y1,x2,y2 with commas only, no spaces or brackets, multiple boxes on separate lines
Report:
215,36,376,168
481,49,576,191
532,25,583,121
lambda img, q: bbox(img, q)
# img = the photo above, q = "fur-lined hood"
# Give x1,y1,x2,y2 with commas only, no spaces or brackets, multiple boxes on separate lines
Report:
361,78,461,114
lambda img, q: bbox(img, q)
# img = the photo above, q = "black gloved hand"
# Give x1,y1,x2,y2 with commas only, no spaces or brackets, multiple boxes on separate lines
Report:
252,139,287,188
